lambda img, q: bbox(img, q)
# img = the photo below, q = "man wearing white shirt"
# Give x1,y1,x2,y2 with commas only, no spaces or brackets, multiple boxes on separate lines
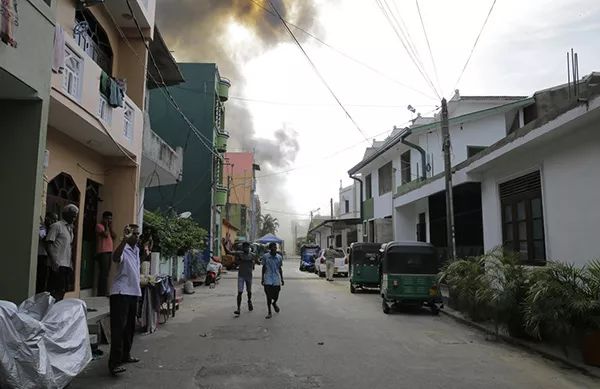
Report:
108,224,142,376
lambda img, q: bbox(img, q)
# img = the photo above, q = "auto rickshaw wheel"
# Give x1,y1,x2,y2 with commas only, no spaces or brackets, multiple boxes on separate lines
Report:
431,305,440,315
382,299,390,314
350,283,356,294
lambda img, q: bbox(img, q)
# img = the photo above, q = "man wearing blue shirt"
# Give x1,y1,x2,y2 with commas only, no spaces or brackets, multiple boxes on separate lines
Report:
261,242,284,319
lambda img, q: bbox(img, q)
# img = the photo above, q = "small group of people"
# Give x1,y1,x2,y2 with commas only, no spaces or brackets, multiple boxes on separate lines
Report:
234,242,284,319
36,204,143,377
36,208,117,300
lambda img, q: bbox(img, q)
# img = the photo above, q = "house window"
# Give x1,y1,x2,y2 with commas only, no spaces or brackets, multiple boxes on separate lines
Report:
365,174,372,199
344,200,350,214
123,103,134,141
401,151,411,184
500,171,545,264
63,46,82,100
378,162,393,195
467,146,486,158
98,95,112,123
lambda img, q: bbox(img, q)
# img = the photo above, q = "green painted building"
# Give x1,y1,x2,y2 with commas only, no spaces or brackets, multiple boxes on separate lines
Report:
146,63,230,254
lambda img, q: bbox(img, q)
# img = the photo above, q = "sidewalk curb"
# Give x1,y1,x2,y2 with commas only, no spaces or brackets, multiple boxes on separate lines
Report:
440,309,600,379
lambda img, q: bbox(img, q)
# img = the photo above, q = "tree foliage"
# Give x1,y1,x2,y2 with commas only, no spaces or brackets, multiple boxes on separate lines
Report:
259,213,279,236
143,210,207,258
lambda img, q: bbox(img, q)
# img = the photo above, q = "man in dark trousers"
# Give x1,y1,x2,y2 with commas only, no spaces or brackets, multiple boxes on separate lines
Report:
262,242,284,319
46,205,78,301
108,224,142,376
96,211,116,296
234,242,255,316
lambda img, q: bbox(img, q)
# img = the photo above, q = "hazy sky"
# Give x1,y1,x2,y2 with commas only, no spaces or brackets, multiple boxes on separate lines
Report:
161,0,600,244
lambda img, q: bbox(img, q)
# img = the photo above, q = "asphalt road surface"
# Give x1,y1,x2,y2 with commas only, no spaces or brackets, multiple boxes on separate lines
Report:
71,258,599,389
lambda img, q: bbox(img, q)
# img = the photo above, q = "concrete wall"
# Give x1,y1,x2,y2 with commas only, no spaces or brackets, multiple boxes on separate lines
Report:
480,119,600,267
0,0,54,97
365,160,394,219
338,183,360,218
46,128,139,296
0,101,49,302
393,197,428,242
414,113,507,180
0,0,54,303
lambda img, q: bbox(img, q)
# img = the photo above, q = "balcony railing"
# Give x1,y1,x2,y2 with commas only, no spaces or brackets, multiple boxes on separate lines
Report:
74,29,112,75
142,126,183,180
50,28,143,158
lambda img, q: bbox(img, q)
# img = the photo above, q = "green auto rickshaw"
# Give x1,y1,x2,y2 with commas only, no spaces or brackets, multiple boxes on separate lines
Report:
379,241,442,315
349,242,382,293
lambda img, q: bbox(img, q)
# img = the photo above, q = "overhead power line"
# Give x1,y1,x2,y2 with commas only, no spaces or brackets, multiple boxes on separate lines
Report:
415,0,442,97
262,208,311,217
267,0,370,143
255,106,439,180
104,1,223,162
454,0,498,89
249,0,437,101
229,95,436,109
375,0,441,99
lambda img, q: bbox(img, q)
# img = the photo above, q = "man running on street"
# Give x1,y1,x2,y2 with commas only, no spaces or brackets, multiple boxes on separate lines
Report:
234,242,255,316
262,242,284,319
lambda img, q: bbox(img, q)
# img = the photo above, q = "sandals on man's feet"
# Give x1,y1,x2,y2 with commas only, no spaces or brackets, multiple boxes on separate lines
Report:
109,366,126,376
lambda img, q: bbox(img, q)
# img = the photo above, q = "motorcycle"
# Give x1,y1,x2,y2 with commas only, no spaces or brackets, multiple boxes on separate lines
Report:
205,257,222,288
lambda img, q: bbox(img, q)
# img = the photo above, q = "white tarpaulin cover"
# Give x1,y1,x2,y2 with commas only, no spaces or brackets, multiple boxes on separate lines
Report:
0,293,92,389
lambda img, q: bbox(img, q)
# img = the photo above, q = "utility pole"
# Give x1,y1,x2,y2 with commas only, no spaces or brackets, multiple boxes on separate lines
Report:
226,175,231,221
441,98,457,261
330,198,334,218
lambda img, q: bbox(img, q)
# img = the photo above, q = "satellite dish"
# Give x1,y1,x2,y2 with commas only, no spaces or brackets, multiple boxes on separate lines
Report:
178,211,192,219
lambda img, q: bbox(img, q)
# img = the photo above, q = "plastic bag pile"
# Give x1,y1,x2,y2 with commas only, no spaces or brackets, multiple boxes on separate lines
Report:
0,293,92,389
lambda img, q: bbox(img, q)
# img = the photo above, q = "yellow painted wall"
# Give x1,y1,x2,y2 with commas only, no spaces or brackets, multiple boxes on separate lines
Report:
46,128,140,297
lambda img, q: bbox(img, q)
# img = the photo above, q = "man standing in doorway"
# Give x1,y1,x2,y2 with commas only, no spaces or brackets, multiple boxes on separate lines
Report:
46,204,78,301
108,224,142,376
96,211,116,296
262,242,284,319
36,212,58,293
234,241,255,317
324,245,337,282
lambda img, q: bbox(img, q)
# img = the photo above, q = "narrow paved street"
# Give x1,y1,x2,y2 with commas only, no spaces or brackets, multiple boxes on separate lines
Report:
72,259,598,389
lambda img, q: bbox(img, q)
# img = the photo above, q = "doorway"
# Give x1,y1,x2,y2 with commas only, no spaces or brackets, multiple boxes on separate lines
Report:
80,180,100,291
45,173,80,293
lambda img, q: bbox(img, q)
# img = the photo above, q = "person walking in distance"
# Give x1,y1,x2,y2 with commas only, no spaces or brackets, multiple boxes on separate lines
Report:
261,242,284,319
325,245,337,282
108,224,142,376
46,205,78,301
234,242,255,317
96,211,116,296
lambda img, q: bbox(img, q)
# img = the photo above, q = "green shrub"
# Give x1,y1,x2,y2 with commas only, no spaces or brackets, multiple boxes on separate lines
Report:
523,261,598,351
439,256,489,321
143,210,207,258
475,248,528,337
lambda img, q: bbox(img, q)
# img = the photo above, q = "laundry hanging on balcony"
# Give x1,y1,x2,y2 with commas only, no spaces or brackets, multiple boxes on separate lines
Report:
52,25,65,73
0,0,18,48
100,70,124,108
